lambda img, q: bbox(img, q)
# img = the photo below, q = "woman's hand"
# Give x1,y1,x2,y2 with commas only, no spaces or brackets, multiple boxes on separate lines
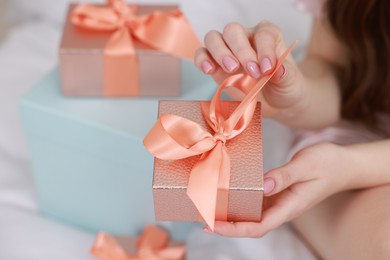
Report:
194,21,307,118
205,142,350,237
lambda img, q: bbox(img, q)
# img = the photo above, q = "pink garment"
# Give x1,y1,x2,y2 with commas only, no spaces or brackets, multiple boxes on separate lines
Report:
292,0,326,17
287,117,390,161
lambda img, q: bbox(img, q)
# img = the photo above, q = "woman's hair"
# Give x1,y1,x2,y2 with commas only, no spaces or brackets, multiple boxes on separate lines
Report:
325,0,390,131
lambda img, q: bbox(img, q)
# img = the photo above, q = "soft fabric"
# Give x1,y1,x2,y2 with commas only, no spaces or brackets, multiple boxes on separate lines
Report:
288,119,390,160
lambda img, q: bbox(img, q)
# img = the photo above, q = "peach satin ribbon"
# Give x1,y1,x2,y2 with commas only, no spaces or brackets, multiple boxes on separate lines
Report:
91,225,185,260
144,41,297,231
71,0,201,96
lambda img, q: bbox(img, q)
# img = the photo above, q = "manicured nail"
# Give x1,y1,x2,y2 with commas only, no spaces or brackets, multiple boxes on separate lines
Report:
222,56,239,72
260,57,273,74
264,178,275,194
201,60,213,74
280,65,286,78
274,65,286,80
246,61,261,78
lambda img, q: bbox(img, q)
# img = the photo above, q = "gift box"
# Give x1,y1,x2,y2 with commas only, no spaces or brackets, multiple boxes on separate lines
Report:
144,42,296,230
19,62,214,240
148,99,264,228
91,225,185,260
59,1,200,97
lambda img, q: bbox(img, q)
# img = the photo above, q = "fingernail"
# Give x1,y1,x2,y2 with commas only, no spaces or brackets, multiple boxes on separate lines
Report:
201,60,213,74
246,61,261,78
276,65,286,79
260,57,273,74
264,178,275,194
280,65,286,78
222,56,239,72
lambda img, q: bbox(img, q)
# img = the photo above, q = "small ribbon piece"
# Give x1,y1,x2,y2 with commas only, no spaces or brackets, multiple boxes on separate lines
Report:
91,225,185,260
71,0,201,96
144,42,297,231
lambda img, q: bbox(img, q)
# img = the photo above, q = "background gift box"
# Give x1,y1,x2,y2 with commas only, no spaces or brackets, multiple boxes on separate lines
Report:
59,1,200,97
19,62,215,240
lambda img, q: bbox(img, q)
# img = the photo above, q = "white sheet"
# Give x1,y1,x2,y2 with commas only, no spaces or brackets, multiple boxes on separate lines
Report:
0,1,316,259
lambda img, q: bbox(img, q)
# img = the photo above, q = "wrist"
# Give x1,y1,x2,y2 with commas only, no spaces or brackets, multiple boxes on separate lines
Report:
333,144,356,193
341,140,390,190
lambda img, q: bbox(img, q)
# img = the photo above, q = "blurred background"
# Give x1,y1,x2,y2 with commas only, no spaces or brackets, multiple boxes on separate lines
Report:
0,0,316,259
0,0,7,40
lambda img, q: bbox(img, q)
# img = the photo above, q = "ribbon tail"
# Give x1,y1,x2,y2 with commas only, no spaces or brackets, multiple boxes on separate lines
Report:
133,10,201,60
215,145,231,221
137,225,169,256
91,232,133,260
187,142,228,231
104,27,139,96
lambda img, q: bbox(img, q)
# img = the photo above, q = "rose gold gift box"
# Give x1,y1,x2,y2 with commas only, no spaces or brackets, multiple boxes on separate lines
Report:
59,4,180,97
153,100,264,223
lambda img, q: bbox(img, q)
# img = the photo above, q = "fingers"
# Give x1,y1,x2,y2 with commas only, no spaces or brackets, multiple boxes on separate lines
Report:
194,21,291,81
201,24,260,77
252,21,297,85
207,221,268,238
194,47,232,84
194,47,215,74
207,189,304,237
204,29,240,73
252,21,283,75
194,23,261,78
194,20,301,110
222,23,261,78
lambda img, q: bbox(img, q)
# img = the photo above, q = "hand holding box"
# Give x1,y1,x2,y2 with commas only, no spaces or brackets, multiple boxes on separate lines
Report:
144,42,297,230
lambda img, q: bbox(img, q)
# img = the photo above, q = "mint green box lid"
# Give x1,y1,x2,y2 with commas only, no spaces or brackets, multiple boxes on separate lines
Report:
19,62,215,240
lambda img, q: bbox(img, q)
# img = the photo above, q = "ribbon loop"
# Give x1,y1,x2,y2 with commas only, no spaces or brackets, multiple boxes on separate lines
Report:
144,41,298,230
91,225,185,260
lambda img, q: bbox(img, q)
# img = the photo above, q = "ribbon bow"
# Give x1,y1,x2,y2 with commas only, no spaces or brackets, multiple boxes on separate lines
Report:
144,42,297,231
91,225,185,260
71,0,201,96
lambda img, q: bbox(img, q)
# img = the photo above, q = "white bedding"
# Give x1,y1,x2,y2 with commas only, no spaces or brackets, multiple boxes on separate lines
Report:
0,1,316,259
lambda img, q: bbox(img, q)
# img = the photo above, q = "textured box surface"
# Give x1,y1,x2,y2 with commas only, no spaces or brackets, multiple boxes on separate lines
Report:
19,63,214,239
59,4,180,97
153,100,263,223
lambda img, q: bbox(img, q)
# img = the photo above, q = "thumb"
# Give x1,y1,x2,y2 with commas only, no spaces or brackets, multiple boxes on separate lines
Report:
269,39,300,85
259,57,304,117
263,161,302,196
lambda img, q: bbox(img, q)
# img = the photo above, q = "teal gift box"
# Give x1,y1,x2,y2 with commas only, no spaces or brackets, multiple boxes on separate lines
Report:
19,62,214,240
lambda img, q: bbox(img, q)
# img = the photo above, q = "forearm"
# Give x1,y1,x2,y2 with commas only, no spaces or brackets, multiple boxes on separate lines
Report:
342,139,390,190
